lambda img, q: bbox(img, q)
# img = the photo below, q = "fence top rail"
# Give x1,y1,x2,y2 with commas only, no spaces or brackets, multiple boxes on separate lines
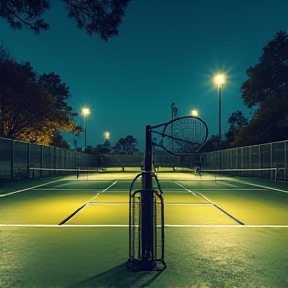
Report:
201,139,288,154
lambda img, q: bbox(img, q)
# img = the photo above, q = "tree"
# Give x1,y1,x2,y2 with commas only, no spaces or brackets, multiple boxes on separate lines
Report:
37,71,76,134
225,110,248,145
198,135,220,152
113,135,138,154
51,131,70,149
93,145,111,155
239,30,288,145
0,51,77,144
235,96,288,146
0,0,131,40
241,30,288,109
72,125,83,136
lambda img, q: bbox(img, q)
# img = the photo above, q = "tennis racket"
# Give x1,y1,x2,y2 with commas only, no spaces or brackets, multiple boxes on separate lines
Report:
150,116,208,155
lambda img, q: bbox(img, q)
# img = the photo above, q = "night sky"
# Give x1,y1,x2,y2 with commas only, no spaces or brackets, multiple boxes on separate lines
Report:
1,0,288,151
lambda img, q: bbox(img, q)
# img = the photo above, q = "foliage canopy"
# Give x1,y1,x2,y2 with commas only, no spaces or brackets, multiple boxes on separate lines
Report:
113,135,139,154
0,51,77,145
0,0,131,40
238,30,288,146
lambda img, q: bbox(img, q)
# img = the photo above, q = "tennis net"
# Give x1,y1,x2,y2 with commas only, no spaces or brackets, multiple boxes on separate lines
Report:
29,167,96,179
28,166,280,182
199,167,279,182
28,166,143,180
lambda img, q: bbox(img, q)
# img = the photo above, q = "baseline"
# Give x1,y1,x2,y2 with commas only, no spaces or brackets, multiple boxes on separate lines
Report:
1,224,288,228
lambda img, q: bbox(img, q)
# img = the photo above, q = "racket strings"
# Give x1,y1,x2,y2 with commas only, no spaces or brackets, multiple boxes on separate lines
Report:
162,117,207,154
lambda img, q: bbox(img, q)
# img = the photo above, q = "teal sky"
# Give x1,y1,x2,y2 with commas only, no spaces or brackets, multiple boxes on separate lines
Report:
1,0,288,150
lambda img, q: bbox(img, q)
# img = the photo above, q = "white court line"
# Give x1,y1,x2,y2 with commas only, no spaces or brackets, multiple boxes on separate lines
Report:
165,203,213,205
0,179,64,197
100,181,118,193
32,188,99,191
1,224,288,228
165,224,288,228
88,203,128,205
164,188,265,191
31,188,266,192
216,181,239,188
32,188,129,191
174,181,197,196
241,181,288,194
195,191,244,225
58,180,118,225
88,180,118,202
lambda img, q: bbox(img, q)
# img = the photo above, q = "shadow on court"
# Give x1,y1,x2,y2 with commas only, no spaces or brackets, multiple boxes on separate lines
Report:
70,262,163,288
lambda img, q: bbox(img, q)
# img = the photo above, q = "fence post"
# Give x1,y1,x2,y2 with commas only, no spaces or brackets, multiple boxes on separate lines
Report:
259,144,261,178
241,147,243,169
285,141,287,181
275,164,278,182
40,145,43,178
270,143,273,180
249,146,252,170
54,146,56,169
27,142,30,178
10,140,14,179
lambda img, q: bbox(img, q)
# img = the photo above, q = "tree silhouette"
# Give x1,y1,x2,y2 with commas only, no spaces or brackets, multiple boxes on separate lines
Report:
225,110,248,145
113,135,138,154
0,0,131,40
0,52,77,145
239,30,288,145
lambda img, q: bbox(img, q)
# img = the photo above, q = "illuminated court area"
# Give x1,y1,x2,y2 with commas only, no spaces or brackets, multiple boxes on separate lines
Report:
1,171,288,287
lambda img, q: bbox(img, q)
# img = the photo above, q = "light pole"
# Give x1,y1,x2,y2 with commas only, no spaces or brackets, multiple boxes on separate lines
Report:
213,74,225,144
82,108,90,149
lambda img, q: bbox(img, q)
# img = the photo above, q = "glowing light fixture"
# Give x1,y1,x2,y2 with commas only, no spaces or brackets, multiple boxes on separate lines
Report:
105,131,110,139
214,74,225,87
191,110,198,117
82,108,90,116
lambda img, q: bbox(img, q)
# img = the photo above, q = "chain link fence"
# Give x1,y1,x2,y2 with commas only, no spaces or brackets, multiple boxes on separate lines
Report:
197,140,288,181
0,137,96,180
0,137,287,181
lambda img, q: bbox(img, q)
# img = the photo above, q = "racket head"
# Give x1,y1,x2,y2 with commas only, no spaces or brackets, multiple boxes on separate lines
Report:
152,116,208,155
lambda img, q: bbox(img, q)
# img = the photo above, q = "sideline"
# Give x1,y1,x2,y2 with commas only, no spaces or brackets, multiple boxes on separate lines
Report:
242,181,288,194
174,181,197,195
196,191,245,225
0,179,64,197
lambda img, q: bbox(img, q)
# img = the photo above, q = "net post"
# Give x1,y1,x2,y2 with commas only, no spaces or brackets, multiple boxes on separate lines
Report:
128,117,208,272
127,126,166,271
140,126,156,268
76,167,79,179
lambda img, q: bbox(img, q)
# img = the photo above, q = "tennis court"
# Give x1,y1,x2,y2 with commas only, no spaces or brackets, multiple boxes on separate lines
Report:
1,170,288,288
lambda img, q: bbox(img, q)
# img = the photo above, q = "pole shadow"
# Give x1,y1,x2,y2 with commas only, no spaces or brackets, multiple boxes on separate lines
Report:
70,262,164,288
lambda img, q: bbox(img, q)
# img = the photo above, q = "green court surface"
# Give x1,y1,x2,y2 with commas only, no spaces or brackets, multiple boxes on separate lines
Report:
1,171,288,288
